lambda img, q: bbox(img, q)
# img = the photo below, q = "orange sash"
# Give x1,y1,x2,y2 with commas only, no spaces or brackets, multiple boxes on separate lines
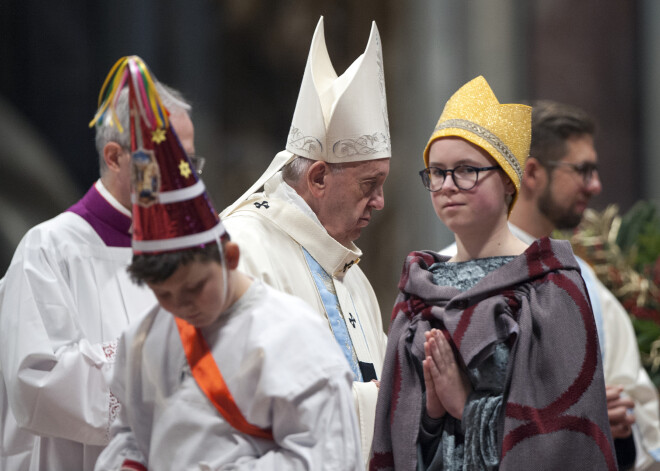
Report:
175,318,274,440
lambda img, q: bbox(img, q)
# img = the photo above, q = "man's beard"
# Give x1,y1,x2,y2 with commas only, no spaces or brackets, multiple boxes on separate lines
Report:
537,185,583,230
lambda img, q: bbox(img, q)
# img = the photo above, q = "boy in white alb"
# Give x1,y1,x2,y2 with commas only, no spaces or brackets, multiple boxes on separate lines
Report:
92,56,362,471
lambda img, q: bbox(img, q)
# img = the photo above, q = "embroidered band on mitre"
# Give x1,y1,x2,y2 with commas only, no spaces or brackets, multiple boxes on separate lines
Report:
91,56,226,254
423,76,531,208
221,17,390,218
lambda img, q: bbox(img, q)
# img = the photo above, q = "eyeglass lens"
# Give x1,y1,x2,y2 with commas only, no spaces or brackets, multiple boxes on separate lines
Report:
421,166,483,191
547,161,597,183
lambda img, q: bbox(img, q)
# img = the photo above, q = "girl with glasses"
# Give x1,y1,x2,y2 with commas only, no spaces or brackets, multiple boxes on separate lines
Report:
370,77,616,471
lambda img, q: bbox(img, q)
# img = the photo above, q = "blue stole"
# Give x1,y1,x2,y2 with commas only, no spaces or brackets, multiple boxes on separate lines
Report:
303,248,363,381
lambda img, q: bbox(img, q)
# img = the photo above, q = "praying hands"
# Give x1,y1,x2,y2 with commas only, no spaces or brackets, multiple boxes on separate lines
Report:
423,328,472,420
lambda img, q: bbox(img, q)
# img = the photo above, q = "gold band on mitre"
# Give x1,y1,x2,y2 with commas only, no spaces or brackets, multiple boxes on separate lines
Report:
423,76,531,208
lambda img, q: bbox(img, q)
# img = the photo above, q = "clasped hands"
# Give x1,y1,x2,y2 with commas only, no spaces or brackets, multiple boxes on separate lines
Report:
423,328,637,439
423,328,472,420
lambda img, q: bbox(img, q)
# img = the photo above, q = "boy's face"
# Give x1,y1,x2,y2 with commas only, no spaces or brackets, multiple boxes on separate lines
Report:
147,259,229,328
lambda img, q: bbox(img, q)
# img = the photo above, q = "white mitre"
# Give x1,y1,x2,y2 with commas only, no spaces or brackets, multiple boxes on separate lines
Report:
221,16,390,217
287,17,391,162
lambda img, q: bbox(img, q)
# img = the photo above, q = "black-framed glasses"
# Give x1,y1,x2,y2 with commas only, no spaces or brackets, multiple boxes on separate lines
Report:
189,155,206,175
544,161,598,184
419,165,501,192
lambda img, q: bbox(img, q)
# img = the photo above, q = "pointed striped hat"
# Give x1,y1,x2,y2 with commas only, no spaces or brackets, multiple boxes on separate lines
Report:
90,56,226,254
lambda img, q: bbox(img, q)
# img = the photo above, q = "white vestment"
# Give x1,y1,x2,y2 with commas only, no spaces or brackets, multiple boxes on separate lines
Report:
94,280,363,471
0,182,155,471
221,174,386,465
441,225,660,469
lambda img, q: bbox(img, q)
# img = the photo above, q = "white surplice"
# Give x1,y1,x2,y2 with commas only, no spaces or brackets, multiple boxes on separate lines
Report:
0,182,155,471
94,280,362,471
221,174,387,466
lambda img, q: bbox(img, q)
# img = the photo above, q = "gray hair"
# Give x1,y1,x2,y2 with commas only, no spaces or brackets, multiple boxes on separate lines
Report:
281,156,344,186
95,82,192,175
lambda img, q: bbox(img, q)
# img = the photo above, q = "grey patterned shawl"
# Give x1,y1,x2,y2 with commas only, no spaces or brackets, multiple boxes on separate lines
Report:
370,238,616,471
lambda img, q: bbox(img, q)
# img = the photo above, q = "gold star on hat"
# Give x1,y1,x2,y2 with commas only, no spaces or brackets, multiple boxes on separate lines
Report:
152,128,166,144
178,160,192,178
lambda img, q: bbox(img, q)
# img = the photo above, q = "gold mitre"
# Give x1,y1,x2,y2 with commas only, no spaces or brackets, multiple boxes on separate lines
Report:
423,76,531,199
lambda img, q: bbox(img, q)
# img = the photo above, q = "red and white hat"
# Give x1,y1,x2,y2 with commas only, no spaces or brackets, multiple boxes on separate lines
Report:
91,56,226,254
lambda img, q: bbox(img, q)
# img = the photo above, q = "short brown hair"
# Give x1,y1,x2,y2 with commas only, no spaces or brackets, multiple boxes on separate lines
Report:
128,241,225,286
529,100,596,165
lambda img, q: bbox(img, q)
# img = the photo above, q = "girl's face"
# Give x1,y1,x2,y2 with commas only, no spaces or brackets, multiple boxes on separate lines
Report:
427,137,513,236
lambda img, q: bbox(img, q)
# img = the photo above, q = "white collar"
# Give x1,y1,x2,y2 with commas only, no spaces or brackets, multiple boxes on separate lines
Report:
94,179,132,218
507,223,535,245
266,173,324,229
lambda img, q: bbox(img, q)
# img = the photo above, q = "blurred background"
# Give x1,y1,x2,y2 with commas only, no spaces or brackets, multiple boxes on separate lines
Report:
1,0,659,328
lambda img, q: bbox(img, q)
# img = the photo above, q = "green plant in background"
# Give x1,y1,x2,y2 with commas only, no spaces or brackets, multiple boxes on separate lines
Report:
617,202,660,273
558,201,660,388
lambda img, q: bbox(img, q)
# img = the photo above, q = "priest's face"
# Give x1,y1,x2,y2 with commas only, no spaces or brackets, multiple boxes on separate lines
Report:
536,135,602,230
316,158,389,246
147,258,230,328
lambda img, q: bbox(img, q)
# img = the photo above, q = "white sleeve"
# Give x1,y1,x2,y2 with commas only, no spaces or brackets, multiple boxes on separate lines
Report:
224,371,363,471
597,279,660,468
94,411,147,471
0,236,113,445
353,380,380,468
94,335,147,471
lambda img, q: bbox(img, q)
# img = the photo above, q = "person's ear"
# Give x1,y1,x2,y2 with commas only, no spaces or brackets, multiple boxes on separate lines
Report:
504,177,515,197
103,142,125,173
223,241,240,270
520,157,547,193
306,161,329,198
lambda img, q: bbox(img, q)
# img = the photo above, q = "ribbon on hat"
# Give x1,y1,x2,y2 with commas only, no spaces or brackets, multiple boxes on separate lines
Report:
89,56,169,133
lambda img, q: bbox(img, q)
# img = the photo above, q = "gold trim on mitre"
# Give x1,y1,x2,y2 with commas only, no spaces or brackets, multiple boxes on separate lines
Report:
423,76,531,206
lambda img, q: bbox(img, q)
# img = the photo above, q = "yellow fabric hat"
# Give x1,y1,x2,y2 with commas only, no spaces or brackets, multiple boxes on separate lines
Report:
423,76,531,208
